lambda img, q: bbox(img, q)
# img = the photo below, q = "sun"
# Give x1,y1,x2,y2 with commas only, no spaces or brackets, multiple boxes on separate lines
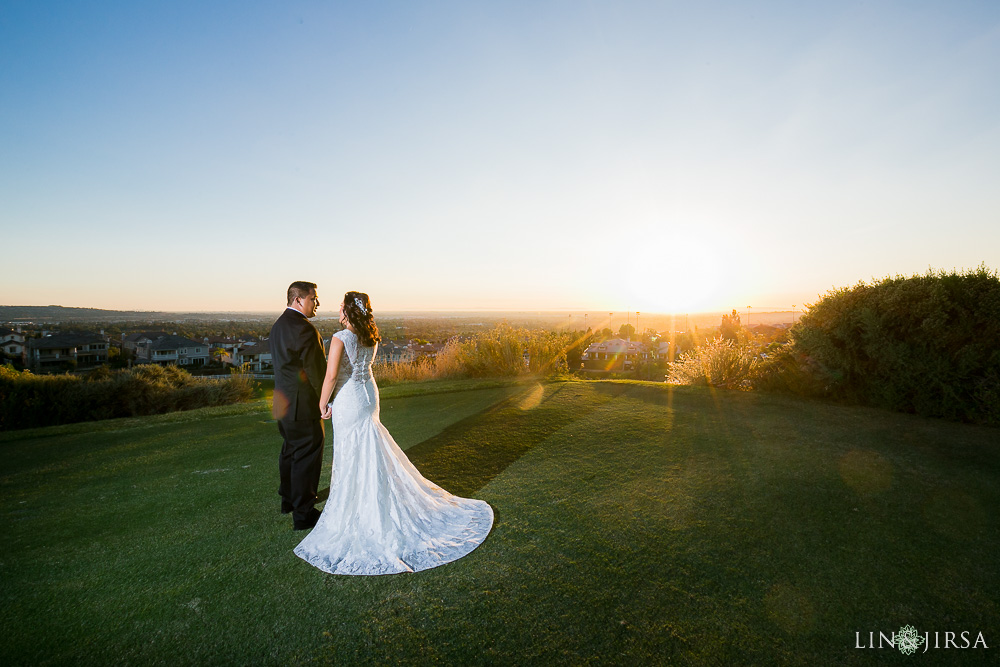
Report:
623,231,732,313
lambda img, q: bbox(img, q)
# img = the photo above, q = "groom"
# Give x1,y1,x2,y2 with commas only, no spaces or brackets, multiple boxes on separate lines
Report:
270,281,327,530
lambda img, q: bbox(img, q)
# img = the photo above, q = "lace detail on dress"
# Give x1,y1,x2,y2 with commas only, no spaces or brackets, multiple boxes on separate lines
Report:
334,329,374,384
296,328,493,575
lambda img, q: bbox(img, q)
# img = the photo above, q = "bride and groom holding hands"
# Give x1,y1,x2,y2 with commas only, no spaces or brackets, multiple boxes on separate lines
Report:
269,281,493,575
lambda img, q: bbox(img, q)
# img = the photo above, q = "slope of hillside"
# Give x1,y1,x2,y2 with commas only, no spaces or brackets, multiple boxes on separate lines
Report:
2,380,997,664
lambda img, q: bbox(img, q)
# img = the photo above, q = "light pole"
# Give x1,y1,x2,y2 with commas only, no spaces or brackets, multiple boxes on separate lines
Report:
791,305,796,325
746,305,752,328
636,311,642,377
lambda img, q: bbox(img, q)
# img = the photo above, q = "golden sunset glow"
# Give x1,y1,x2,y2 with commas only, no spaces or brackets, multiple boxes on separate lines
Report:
1,4,997,313
622,231,736,314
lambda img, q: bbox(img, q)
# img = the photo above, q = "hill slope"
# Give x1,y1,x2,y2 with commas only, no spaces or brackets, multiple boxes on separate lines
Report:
1,381,997,664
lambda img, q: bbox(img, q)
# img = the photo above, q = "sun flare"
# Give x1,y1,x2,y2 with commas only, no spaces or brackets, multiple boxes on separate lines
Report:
623,232,731,313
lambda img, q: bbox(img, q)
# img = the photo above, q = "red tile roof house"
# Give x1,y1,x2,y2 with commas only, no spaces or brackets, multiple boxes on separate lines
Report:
374,339,415,364
580,338,653,371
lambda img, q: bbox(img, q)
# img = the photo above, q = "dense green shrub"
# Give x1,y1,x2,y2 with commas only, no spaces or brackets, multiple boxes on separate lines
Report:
782,265,1000,424
0,364,256,431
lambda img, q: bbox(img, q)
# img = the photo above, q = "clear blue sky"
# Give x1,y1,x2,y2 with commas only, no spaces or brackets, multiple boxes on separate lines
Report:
2,1,998,313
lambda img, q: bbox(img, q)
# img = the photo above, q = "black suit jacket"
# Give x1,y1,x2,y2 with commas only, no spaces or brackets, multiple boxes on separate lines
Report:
269,308,327,421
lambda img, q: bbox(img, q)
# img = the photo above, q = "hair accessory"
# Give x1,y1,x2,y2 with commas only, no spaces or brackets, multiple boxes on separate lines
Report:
354,296,367,315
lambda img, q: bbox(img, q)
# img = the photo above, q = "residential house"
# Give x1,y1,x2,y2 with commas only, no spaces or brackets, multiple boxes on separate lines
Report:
204,336,243,366
409,341,445,358
28,332,109,372
580,338,652,371
138,334,210,366
369,338,446,365
1,327,27,365
124,332,169,361
235,340,272,372
374,339,414,364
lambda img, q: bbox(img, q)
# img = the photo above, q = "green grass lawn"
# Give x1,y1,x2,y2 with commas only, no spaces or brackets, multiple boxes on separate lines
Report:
1,379,998,665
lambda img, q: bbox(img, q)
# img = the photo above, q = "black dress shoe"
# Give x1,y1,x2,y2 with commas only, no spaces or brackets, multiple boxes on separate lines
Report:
281,505,293,515
293,508,321,531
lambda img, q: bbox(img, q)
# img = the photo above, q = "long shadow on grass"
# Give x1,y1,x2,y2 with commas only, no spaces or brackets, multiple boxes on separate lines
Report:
405,382,630,496
592,381,675,405
592,381,718,409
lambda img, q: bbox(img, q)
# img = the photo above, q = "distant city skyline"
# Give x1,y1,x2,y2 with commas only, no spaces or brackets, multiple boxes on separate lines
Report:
2,1,998,313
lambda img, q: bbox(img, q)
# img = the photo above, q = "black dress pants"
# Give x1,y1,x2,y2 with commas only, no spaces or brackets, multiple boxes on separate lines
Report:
278,418,325,525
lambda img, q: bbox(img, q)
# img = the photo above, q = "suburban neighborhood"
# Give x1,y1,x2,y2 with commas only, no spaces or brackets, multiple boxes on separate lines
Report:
1,324,458,375
0,316,799,377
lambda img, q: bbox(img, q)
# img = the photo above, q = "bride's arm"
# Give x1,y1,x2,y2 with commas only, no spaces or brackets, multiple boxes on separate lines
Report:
319,336,345,419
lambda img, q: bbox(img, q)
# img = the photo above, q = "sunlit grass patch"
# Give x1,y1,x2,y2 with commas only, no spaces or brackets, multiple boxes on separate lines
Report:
1,380,997,664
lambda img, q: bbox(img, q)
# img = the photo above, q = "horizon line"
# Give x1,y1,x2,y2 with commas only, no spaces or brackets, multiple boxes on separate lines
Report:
1,305,803,316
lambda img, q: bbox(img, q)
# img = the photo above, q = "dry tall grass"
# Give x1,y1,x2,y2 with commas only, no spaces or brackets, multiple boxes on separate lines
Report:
372,324,570,384
433,324,568,378
372,357,438,385
667,336,762,390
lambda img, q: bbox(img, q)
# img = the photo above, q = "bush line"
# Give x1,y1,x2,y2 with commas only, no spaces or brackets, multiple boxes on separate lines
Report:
0,364,257,431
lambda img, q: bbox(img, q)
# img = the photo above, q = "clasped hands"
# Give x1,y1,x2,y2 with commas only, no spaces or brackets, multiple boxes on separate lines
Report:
320,402,333,420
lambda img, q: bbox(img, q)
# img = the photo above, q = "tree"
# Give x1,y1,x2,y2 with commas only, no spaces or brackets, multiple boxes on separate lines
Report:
788,265,1000,423
618,323,635,339
564,330,595,370
720,309,741,341
0,350,23,371
108,345,128,369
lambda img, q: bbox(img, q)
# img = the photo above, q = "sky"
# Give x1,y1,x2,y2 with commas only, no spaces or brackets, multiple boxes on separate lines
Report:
2,0,999,314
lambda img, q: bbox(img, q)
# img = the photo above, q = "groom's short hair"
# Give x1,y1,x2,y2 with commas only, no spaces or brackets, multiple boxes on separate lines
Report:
287,281,317,306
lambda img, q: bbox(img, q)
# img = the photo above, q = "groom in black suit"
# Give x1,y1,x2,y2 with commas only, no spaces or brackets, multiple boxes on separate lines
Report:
269,281,327,530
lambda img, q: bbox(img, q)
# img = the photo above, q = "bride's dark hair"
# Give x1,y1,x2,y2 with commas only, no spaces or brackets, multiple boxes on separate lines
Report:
342,291,381,347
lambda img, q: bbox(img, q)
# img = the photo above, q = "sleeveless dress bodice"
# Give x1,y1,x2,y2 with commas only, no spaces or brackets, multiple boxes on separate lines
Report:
329,329,379,426
294,329,494,575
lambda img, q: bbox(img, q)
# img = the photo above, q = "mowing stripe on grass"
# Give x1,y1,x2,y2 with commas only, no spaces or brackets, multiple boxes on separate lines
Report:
406,381,630,497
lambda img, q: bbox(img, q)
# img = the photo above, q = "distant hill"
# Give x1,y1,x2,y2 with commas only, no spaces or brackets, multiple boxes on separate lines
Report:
2,305,801,329
1,305,155,321
0,305,195,322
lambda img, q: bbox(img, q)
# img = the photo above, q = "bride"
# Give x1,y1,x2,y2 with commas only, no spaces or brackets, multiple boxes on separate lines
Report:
294,291,494,575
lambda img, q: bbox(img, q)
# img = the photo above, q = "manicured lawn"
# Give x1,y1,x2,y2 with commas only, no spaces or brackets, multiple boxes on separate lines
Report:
1,379,997,664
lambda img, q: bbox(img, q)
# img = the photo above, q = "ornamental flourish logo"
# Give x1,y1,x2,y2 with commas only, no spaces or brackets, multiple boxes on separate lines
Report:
896,625,925,655
855,626,988,653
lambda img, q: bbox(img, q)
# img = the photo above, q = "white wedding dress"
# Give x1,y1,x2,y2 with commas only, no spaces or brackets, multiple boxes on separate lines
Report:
294,329,494,575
